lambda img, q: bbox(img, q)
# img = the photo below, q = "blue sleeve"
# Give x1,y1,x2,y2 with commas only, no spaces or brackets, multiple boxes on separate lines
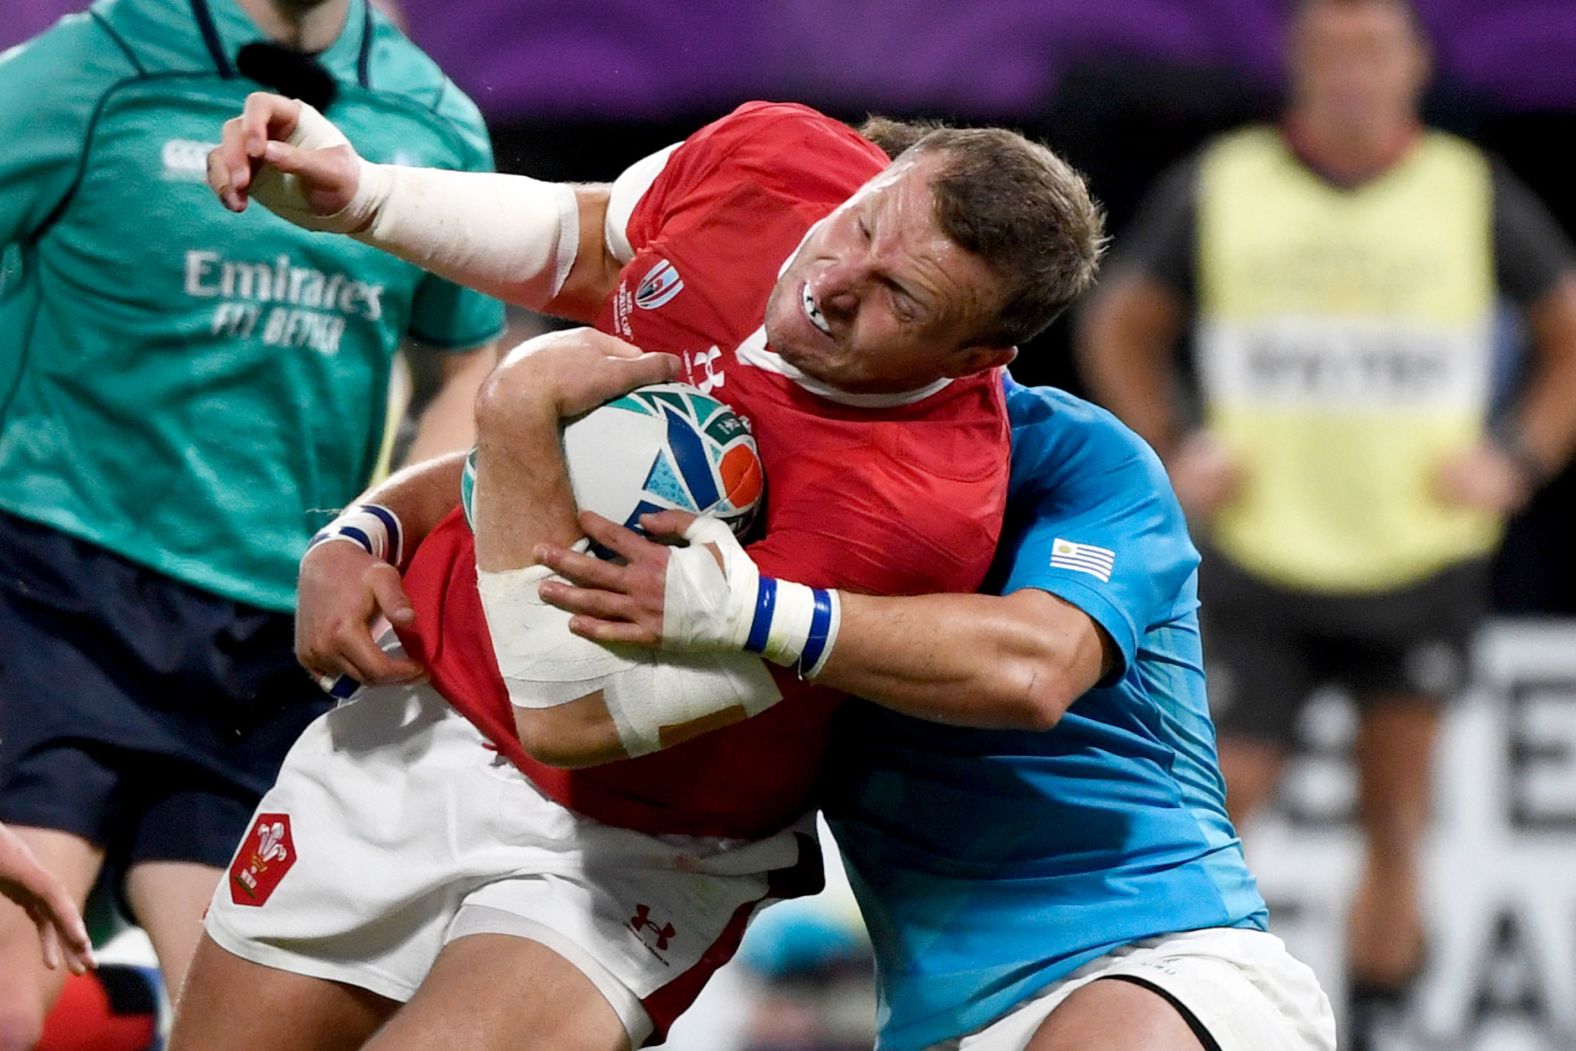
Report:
0,12,138,247
998,396,1199,682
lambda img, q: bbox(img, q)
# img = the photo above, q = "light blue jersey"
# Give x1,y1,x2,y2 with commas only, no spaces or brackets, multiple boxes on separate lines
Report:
824,378,1268,1051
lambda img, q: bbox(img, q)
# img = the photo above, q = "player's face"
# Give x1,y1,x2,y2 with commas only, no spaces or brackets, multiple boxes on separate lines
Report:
764,154,1013,394
1290,2,1428,137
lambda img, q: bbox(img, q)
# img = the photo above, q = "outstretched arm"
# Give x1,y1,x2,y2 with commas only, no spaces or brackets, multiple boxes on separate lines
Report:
536,511,1117,731
206,92,621,321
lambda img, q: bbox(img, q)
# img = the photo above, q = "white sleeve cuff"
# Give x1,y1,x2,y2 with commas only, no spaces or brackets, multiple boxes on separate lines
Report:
604,142,681,265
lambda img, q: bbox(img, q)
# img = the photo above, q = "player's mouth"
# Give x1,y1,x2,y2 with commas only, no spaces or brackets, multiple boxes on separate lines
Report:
801,282,833,338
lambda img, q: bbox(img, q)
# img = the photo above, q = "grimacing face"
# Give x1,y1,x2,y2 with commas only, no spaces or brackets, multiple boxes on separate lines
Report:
763,153,1014,395
1290,1,1428,138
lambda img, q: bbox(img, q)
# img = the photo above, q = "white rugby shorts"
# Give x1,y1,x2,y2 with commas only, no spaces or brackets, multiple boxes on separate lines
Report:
204,670,820,1045
937,927,1336,1051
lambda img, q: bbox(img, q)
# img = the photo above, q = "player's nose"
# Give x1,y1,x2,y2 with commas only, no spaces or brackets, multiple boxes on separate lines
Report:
811,261,866,320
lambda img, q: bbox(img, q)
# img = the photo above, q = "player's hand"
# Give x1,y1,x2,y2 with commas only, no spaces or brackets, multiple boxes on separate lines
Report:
1434,442,1532,514
535,511,682,646
1166,430,1242,521
488,329,681,425
0,823,95,975
207,92,363,222
296,540,424,688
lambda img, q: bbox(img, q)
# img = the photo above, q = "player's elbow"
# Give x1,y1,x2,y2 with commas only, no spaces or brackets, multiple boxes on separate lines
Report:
1009,660,1080,732
512,701,626,769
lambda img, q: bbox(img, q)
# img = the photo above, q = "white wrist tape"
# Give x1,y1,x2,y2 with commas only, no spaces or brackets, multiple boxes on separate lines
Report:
478,547,783,758
664,518,841,679
252,102,581,308
307,503,404,566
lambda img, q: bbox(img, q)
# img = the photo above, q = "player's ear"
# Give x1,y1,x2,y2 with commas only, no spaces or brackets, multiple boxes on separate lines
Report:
947,344,1016,377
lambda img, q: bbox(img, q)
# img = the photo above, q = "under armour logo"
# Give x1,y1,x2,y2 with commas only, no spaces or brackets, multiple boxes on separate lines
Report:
687,346,726,394
629,903,676,953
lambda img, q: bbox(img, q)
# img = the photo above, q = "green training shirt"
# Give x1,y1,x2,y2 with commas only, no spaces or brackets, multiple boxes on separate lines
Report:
0,0,505,611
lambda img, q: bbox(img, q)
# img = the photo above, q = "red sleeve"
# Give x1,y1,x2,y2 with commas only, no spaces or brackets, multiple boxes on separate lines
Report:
624,101,889,258
743,372,1010,597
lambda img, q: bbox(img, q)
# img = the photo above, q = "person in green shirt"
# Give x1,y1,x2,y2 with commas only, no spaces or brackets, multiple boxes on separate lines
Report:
0,0,504,1038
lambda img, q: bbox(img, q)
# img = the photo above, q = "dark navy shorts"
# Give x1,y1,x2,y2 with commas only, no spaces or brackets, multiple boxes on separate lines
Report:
1202,549,1489,748
0,511,330,870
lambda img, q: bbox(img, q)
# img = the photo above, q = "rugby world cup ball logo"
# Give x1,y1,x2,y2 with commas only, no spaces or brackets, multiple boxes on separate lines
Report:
459,382,764,545
635,259,684,310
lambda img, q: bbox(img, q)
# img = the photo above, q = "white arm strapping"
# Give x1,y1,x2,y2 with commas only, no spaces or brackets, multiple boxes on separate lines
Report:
249,102,580,309
662,518,841,678
476,553,781,758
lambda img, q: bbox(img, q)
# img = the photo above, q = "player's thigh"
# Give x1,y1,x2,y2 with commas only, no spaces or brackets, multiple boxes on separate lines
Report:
167,932,396,1051
364,933,629,1051
1026,977,1211,1051
124,860,223,997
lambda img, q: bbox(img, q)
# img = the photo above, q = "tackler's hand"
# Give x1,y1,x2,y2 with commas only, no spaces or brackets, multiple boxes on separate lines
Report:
538,509,760,655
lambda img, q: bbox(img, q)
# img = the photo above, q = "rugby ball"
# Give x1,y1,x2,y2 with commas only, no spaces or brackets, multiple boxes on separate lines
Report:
460,382,763,542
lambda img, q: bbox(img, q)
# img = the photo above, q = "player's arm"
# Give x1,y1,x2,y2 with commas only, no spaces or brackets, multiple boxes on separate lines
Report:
460,332,786,768
292,328,677,693
1076,158,1243,520
537,512,1116,731
1075,161,1198,460
1436,165,1576,511
205,92,622,322
0,14,135,247
294,450,469,687
802,589,1113,729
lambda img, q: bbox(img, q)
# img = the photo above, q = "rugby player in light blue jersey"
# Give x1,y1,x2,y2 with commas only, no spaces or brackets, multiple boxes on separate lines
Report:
533,374,1336,1051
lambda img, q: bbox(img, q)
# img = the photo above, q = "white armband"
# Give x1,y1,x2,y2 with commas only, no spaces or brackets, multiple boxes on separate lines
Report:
307,503,404,566
663,518,841,679
252,103,580,309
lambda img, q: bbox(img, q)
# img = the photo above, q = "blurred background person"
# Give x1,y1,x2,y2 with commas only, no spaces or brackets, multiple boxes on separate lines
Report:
1078,0,1576,1047
0,0,502,1045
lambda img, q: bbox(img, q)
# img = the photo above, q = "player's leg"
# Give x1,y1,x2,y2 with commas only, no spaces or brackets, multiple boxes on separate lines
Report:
0,828,104,1051
123,860,224,996
363,934,631,1051
168,932,397,1050
958,929,1333,1051
1024,977,1211,1050
1345,695,1438,989
1329,561,1481,1050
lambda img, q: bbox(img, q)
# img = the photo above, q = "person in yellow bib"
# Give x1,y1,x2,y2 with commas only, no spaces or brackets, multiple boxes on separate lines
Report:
1079,0,1576,1048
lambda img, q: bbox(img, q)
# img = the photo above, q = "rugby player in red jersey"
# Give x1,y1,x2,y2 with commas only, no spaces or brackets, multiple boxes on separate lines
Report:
171,97,1103,1050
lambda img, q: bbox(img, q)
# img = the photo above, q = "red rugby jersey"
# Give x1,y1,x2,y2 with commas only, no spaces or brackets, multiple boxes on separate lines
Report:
398,102,1008,839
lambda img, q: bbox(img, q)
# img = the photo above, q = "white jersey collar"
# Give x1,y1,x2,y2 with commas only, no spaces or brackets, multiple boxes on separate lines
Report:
735,326,954,408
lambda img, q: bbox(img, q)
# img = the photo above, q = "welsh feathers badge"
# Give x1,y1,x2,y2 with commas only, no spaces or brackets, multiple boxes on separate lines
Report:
229,813,296,907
